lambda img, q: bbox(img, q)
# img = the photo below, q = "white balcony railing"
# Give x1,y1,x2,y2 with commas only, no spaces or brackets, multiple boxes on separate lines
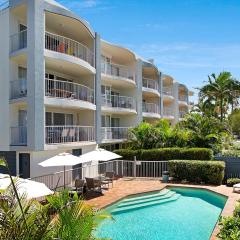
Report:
10,30,27,52
101,62,135,82
45,78,94,104
163,107,174,116
163,86,173,96
143,78,159,91
179,95,188,102
11,126,27,146
101,127,129,141
45,32,94,67
10,79,27,100
45,126,95,144
102,95,136,110
142,103,160,114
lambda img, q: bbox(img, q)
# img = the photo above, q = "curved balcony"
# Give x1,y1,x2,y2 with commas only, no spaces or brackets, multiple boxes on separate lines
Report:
101,62,136,87
178,95,188,106
102,95,137,115
45,32,94,68
10,30,27,53
45,78,95,110
10,79,27,100
163,86,174,101
101,127,129,142
45,125,95,145
142,103,160,119
142,78,160,97
163,107,174,120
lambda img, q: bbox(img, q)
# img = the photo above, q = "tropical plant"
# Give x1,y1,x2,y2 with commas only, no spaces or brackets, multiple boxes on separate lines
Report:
0,158,111,240
218,202,240,240
46,190,111,240
0,158,52,240
229,109,240,136
198,72,240,121
177,113,231,153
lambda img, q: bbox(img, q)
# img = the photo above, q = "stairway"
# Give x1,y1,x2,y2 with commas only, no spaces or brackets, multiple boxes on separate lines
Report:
111,189,180,215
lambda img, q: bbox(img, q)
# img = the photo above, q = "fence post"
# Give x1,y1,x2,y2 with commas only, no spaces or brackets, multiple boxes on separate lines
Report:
134,156,137,178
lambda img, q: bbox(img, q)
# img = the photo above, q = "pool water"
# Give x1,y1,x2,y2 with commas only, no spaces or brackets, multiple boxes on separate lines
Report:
96,187,227,240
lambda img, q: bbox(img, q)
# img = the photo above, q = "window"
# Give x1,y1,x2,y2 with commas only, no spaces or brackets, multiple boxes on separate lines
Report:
46,112,74,126
45,112,52,126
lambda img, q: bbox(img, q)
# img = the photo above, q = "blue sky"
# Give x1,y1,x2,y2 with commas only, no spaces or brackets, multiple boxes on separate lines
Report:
57,0,240,98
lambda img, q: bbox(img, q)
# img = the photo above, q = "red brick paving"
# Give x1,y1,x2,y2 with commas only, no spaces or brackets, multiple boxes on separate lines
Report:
86,178,240,239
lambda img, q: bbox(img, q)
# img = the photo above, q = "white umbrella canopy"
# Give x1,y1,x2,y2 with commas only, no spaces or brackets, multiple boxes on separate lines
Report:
38,152,90,167
38,152,92,188
78,148,122,162
0,174,53,200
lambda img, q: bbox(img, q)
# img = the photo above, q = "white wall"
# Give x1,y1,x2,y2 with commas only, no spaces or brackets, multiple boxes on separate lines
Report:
0,9,10,150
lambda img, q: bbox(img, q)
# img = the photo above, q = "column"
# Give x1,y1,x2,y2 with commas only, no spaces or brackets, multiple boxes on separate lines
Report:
95,33,101,144
27,0,45,150
136,59,143,124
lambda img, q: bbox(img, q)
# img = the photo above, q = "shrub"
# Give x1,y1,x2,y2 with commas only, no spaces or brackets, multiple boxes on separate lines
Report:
114,148,213,161
227,178,240,187
218,202,240,240
168,160,225,185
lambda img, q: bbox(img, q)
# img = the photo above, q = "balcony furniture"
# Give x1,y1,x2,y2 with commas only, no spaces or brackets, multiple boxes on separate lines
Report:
104,172,115,187
73,179,85,194
50,89,73,98
85,177,102,192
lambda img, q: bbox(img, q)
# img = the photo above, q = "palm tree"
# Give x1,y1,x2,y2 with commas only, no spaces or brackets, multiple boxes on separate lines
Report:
198,72,240,121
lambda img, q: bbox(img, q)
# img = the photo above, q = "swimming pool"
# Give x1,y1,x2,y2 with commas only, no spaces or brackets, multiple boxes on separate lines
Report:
96,187,227,240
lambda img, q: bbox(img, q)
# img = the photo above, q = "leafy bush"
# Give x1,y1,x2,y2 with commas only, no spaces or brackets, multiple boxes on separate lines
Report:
227,178,240,187
168,160,225,185
218,202,240,240
114,148,213,161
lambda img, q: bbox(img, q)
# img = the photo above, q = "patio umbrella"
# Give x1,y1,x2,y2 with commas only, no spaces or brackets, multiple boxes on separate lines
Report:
38,152,91,188
78,148,122,162
0,174,53,200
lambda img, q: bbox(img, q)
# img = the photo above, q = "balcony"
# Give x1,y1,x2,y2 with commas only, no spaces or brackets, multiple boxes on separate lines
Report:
142,78,159,97
178,95,188,106
45,78,94,104
45,126,95,144
142,103,160,118
101,127,129,142
45,32,94,67
11,126,27,146
10,30,27,53
102,95,136,114
163,107,174,119
101,62,135,84
10,79,27,100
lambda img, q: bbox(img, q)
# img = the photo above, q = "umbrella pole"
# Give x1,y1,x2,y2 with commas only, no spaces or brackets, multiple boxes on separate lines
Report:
64,166,66,189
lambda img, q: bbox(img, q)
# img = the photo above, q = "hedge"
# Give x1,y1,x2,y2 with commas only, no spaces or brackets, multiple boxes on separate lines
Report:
226,178,240,187
168,160,225,185
114,148,213,161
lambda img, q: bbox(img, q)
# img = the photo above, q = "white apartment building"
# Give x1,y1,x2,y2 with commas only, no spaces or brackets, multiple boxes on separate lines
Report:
0,0,193,178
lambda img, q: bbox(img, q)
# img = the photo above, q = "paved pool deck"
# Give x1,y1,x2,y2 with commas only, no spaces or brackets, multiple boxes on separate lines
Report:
86,178,240,239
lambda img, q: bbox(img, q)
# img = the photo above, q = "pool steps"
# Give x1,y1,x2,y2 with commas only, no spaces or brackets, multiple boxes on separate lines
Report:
121,188,171,203
118,191,176,208
111,189,180,215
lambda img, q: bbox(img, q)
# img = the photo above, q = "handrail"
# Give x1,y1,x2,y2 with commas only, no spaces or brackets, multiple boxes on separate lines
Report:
163,107,173,116
142,102,160,114
45,78,94,103
143,78,159,90
10,29,27,52
101,61,135,82
163,86,173,96
45,125,95,144
102,94,136,110
45,31,94,67
101,127,129,140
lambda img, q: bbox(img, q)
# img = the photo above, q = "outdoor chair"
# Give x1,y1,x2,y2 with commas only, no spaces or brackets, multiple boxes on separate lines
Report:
85,177,102,192
104,172,115,187
74,179,85,194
